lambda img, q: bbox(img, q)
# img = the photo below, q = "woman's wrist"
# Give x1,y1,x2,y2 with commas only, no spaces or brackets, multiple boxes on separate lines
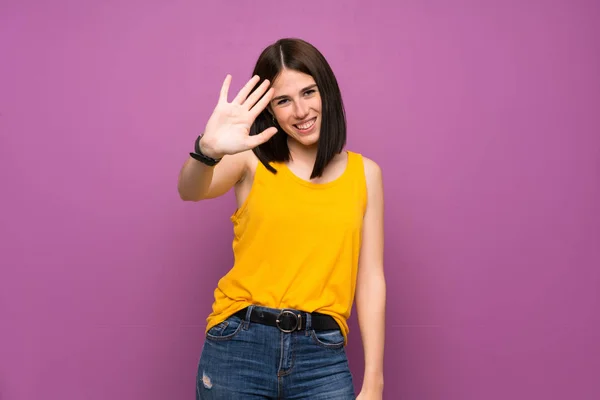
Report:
197,135,224,160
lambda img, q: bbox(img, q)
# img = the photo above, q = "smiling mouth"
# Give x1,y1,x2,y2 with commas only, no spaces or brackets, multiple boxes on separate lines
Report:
293,117,317,131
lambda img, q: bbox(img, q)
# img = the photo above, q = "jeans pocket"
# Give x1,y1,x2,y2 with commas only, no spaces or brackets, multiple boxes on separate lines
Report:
310,329,345,349
206,316,244,341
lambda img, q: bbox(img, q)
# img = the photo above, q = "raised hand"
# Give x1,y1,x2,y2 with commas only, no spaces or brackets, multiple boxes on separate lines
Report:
199,75,278,159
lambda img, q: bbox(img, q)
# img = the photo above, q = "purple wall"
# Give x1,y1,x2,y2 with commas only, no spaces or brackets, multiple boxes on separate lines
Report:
1,1,599,399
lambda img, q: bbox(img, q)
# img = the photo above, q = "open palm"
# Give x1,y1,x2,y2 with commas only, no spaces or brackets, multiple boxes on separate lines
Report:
201,75,278,158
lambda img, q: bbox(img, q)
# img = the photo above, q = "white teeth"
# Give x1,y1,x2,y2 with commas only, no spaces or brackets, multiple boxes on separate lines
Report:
296,118,315,130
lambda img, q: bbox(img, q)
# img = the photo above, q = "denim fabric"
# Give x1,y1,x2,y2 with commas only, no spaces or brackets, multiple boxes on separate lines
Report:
196,305,355,399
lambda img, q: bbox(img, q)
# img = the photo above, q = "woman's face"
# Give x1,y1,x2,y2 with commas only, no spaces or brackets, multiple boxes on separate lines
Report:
269,69,322,148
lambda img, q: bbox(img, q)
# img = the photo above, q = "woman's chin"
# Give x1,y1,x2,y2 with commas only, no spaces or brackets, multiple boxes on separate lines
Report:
288,131,320,148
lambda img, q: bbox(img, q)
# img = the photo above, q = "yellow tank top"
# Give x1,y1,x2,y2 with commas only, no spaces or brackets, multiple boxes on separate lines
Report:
205,150,367,341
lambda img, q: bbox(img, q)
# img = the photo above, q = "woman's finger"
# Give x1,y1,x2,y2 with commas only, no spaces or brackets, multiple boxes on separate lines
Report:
232,75,260,104
249,87,275,119
243,79,271,110
219,74,232,103
246,127,278,148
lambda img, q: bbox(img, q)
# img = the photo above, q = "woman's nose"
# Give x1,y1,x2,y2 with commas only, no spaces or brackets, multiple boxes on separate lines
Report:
293,101,310,120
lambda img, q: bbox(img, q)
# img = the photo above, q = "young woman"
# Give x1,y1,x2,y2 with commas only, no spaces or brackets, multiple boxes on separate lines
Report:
178,38,386,400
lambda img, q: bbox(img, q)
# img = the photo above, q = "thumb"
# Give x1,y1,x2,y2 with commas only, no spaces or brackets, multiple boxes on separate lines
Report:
246,127,278,148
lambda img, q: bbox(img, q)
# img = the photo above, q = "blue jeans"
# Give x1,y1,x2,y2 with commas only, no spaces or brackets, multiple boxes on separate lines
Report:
196,305,356,399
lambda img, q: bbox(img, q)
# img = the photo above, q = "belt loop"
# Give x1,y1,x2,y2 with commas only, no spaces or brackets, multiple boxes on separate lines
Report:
243,305,254,330
304,312,312,336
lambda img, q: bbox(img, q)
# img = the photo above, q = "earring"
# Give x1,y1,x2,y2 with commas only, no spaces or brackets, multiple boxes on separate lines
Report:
272,115,277,125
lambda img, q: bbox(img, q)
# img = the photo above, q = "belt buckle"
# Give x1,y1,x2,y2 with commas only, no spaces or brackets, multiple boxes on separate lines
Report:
276,310,301,333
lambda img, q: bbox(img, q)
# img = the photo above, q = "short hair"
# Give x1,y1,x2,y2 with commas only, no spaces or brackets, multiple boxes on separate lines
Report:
249,38,347,179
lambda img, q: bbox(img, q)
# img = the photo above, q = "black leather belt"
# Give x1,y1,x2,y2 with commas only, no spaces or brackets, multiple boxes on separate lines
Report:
233,307,340,333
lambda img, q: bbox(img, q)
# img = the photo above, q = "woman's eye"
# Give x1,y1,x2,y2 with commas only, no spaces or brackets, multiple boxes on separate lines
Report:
277,99,289,105
304,89,316,96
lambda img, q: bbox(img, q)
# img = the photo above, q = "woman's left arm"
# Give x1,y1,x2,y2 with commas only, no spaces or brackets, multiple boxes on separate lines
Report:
355,157,386,399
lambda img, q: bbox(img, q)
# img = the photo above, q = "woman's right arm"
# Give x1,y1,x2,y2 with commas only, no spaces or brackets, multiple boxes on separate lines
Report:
177,74,277,202
177,149,249,201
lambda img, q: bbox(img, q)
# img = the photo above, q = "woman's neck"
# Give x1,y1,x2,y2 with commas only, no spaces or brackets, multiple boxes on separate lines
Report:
287,137,318,167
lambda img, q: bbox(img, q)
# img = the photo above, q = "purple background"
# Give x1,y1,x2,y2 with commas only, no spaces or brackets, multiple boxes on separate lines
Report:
1,1,599,399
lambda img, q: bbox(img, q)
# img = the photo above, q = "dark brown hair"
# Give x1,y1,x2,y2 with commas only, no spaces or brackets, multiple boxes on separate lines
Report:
249,38,346,179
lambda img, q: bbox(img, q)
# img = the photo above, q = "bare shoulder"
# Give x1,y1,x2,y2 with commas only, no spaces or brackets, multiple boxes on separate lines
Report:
198,149,256,200
220,148,256,178
218,149,253,183
238,149,259,183
359,155,383,190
